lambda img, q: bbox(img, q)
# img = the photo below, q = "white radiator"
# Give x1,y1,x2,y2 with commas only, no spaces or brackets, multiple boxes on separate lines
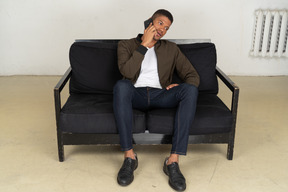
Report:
250,9,288,57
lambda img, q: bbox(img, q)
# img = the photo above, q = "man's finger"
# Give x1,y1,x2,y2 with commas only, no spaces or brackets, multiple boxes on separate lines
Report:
166,84,179,90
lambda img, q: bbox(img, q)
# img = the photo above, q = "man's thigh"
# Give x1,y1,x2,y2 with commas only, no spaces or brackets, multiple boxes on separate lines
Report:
133,86,179,110
149,85,183,109
150,83,197,109
132,87,150,110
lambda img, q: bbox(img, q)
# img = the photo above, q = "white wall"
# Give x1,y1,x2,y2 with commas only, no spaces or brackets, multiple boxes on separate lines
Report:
0,0,288,76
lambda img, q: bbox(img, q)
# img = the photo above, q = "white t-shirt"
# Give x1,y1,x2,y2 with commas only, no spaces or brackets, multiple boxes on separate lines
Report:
134,47,162,89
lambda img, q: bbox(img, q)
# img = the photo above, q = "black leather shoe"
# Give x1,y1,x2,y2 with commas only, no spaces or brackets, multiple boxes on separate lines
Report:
117,156,138,186
163,158,186,191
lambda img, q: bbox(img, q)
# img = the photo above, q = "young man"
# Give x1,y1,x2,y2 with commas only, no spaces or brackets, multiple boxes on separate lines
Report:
113,9,199,191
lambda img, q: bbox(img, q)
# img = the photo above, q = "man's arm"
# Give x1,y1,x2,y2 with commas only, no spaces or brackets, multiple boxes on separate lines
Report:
117,41,147,80
117,24,157,80
175,47,200,87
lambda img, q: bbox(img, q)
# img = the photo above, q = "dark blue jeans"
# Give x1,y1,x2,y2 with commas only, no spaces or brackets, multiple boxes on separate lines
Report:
113,80,198,155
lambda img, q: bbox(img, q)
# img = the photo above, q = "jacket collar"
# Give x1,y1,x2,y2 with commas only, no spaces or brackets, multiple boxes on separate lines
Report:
136,34,143,42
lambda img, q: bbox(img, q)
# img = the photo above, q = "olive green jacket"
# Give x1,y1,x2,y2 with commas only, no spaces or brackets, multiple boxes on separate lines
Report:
117,34,200,88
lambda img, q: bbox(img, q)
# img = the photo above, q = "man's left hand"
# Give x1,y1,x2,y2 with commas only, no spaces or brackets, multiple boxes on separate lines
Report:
166,84,179,90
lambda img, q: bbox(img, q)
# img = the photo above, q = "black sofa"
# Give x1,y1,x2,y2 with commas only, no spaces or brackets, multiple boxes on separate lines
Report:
54,39,239,162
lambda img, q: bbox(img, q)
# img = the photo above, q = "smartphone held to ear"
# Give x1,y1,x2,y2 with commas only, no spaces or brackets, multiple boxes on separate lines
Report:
144,18,153,29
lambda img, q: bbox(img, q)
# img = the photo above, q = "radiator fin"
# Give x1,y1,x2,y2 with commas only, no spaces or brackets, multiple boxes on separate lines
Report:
250,10,288,57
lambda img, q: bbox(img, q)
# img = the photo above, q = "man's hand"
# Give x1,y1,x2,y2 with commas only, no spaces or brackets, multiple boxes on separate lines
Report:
166,84,179,90
141,23,157,48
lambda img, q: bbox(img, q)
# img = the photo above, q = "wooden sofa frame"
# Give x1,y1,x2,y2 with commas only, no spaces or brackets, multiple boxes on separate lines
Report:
54,39,239,162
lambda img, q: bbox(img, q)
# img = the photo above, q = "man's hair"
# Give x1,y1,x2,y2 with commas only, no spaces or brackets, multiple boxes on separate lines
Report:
152,9,173,24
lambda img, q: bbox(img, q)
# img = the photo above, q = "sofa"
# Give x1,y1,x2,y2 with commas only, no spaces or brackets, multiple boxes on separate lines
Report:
54,39,239,162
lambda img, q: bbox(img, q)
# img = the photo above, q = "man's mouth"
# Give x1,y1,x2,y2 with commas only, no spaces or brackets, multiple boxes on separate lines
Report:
156,31,162,38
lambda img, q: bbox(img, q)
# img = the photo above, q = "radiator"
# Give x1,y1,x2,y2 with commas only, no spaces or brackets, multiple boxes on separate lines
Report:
250,9,288,57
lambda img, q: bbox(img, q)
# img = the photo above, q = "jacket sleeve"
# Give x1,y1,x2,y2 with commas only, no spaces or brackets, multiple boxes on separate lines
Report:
117,40,148,80
174,46,200,87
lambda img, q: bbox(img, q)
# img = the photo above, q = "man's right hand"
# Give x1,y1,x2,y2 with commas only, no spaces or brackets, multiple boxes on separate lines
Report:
141,23,157,48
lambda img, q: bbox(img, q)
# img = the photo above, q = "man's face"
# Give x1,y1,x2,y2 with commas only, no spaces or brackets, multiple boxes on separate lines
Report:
152,15,172,41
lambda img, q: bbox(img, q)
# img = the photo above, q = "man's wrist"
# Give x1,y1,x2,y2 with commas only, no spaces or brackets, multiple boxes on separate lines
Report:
141,42,149,48
137,45,148,55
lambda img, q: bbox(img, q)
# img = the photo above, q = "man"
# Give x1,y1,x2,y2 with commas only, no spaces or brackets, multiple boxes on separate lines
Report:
113,9,199,191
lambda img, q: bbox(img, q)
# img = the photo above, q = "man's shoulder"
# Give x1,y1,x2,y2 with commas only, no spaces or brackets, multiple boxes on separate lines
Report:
118,38,136,44
118,37,138,48
159,39,178,48
158,39,179,52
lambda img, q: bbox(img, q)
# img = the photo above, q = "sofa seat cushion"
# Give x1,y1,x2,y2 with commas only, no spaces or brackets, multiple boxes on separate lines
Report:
59,94,146,134
147,94,233,135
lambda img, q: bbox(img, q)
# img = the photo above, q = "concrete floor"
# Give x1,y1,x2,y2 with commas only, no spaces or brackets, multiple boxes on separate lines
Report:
0,76,287,192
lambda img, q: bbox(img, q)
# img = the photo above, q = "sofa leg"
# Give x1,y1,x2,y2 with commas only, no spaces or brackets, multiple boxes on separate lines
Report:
58,145,64,162
57,131,64,162
227,141,234,160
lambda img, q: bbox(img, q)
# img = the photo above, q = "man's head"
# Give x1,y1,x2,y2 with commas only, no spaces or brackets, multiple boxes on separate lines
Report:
152,9,173,24
150,9,173,41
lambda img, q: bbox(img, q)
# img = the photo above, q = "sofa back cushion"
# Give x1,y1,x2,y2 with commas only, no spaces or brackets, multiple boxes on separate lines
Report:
69,41,122,94
69,40,218,94
176,43,218,94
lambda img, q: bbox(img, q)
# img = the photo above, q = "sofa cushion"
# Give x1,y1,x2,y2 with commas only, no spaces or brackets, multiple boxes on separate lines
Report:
69,41,122,94
59,94,146,133
147,94,232,135
175,43,218,94
69,41,218,95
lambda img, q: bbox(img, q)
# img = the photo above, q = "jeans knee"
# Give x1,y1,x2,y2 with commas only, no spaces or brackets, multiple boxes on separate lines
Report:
181,83,198,97
113,80,134,99
114,80,132,93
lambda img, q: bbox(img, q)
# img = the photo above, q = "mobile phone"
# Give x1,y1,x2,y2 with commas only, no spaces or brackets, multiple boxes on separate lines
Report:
144,18,153,29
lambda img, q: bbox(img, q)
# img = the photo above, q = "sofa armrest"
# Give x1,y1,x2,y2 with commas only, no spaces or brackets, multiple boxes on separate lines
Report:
216,66,239,92
54,67,72,92
216,66,239,160
216,66,239,113
54,67,72,125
